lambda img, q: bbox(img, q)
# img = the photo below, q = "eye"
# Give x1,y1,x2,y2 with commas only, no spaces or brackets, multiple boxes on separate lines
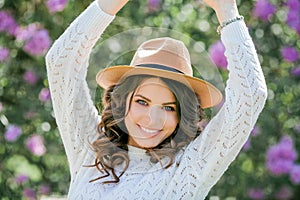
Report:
163,105,176,112
135,99,148,106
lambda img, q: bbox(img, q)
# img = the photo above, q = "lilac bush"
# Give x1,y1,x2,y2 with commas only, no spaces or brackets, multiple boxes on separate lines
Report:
26,135,46,156
22,28,52,56
250,126,261,137
253,0,276,21
290,66,300,77
209,40,227,69
286,0,300,35
23,70,38,85
1,0,300,199
0,10,18,36
4,125,22,142
243,139,251,151
266,136,298,175
0,46,10,62
16,24,39,41
23,188,37,200
274,186,293,200
290,165,300,184
39,184,51,195
39,88,51,102
15,174,29,184
247,188,265,200
281,46,299,62
147,0,160,12
46,0,68,13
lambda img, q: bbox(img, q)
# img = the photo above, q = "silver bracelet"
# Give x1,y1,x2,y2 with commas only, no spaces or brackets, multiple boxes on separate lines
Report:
217,15,244,35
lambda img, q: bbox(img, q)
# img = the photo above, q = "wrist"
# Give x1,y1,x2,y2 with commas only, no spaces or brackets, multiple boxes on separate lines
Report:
216,15,244,34
214,4,239,23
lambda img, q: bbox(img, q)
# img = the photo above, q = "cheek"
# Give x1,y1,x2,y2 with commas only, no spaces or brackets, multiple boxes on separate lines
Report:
127,103,147,122
164,113,179,131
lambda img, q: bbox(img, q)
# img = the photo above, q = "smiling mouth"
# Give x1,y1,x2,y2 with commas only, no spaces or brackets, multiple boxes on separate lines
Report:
139,125,161,135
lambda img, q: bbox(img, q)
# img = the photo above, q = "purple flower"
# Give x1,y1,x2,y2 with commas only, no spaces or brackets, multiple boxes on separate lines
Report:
16,24,38,41
46,0,68,13
286,9,300,30
209,40,228,69
26,134,46,156
287,0,300,8
286,0,300,33
290,66,300,77
281,46,299,62
0,46,10,62
251,125,261,137
247,188,265,200
23,188,37,200
16,24,51,56
39,184,51,195
0,11,19,36
4,125,22,142
274,185,293,200
15,174,29,184
23,70,38,85
243,139,251,151
253,0,276,21
148,0,160,12
266,135,298,175
39,88,51,102
290,165,300,184
23,29,51,56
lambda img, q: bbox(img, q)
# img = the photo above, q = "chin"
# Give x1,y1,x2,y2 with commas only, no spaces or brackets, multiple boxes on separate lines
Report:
135,141,160,149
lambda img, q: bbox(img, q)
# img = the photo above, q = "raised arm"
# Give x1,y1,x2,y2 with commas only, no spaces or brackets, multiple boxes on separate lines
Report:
168,0,268,197
45,0,128,178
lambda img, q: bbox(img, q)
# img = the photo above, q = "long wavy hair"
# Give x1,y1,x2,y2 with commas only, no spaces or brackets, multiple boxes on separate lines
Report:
89,74,205,184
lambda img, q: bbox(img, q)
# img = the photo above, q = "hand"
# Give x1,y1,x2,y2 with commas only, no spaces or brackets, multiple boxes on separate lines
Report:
97,0,129,15
202,0,240,23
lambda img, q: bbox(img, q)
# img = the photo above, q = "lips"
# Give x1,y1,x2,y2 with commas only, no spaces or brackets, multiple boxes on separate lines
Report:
138,125,161,137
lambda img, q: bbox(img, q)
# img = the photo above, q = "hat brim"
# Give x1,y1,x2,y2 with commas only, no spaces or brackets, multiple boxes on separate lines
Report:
96,65,223,109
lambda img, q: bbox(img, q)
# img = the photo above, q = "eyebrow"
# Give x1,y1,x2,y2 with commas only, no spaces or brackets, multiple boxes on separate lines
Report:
134,94,177,105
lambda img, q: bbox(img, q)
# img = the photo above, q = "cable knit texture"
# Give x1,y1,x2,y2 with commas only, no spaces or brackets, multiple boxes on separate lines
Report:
45,1,267,199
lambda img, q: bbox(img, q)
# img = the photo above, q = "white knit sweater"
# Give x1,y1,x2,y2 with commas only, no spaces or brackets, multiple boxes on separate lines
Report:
46,1,267,199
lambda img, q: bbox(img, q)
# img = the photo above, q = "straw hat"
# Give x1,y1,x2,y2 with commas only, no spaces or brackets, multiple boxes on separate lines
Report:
96,37,222,109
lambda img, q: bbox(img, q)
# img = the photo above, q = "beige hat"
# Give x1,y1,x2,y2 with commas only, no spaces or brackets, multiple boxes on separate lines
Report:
96,37,222,109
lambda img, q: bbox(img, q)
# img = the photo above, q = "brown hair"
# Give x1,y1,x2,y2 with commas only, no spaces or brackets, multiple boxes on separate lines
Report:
89,75,205,184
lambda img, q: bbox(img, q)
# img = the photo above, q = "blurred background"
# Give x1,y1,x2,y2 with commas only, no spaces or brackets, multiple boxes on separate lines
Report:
0,0,300,199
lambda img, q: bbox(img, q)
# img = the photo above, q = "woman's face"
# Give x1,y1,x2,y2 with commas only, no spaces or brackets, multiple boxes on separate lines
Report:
124,77,179,148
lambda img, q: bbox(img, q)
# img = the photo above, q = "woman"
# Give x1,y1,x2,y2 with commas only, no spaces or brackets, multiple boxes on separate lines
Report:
46,0,267,199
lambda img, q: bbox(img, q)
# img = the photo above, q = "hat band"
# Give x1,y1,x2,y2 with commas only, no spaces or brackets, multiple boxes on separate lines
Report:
136,64,184,74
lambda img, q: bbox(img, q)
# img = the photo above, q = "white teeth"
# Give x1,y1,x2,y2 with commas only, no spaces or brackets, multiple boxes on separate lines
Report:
140,126,158,134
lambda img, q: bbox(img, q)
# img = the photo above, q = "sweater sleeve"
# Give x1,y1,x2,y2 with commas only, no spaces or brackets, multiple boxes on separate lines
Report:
169,21,268,198
45,1,115,179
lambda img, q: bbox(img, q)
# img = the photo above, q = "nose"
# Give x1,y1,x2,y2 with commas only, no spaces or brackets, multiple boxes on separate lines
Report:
145,105,167,127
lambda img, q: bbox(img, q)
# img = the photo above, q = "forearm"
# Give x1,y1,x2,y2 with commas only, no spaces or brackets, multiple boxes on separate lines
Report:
97,0,129,15
203,0,239,23
214,3,239,23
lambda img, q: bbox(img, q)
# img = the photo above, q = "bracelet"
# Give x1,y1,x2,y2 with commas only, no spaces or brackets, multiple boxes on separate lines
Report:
217,15,244,35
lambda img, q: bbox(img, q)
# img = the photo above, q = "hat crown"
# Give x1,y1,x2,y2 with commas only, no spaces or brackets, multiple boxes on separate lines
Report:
130,37,193,76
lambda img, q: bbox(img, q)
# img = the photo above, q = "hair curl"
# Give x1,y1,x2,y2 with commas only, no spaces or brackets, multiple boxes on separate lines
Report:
89,75,205,184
